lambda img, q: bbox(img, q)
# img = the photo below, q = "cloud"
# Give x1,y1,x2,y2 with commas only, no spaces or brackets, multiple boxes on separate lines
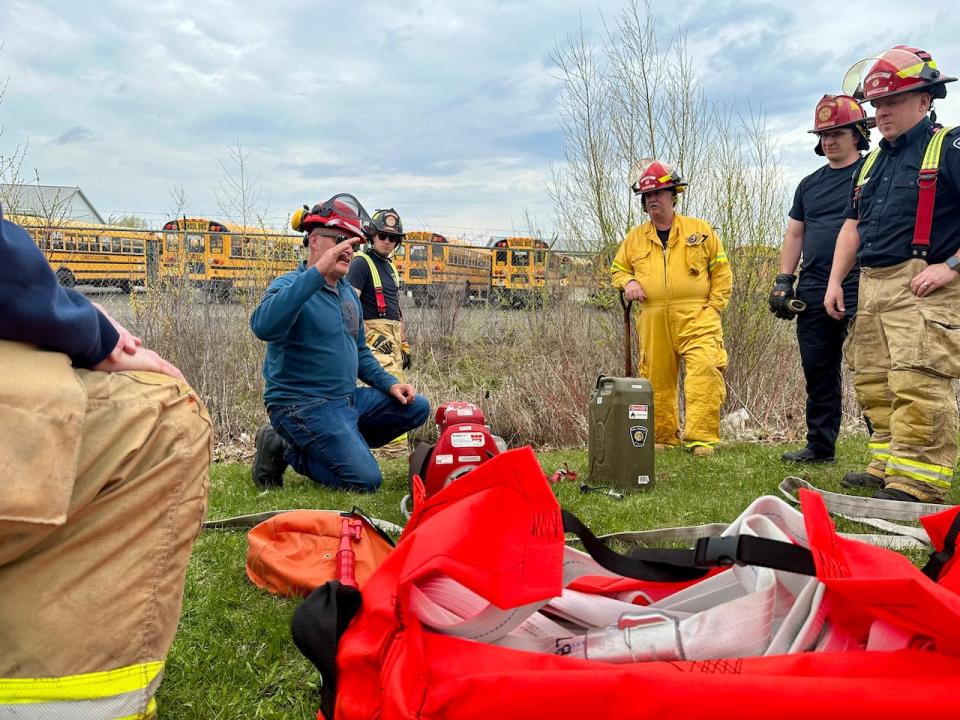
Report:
1,0,959,233
52,127,95,145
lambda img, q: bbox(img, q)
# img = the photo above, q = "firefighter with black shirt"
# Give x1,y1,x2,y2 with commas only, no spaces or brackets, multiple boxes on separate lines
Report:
347,209,410,453
825,46,960,504
771,95,872,465
347,208,409,376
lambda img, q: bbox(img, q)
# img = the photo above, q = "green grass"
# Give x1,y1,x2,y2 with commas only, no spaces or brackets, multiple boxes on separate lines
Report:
158,437,956,718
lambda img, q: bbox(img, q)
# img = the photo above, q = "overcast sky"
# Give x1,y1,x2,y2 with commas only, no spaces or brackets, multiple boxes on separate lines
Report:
1,0,958,239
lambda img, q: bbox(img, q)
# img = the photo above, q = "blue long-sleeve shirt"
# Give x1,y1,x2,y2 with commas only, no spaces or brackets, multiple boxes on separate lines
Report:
250,263,398,408
0,215,119,367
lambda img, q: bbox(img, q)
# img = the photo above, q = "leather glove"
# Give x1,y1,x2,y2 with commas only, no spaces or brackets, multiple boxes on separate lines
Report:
401,342,412,370
768,274,797,320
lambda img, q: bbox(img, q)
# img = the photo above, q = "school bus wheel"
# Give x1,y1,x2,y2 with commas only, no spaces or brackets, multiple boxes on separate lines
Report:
56,267,76,288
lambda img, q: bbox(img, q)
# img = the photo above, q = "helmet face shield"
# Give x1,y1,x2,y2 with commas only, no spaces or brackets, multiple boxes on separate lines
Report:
845,47,955,102
297,193,371,239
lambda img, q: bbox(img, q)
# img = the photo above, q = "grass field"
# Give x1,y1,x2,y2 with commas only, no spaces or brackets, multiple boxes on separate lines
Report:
156,437,955,719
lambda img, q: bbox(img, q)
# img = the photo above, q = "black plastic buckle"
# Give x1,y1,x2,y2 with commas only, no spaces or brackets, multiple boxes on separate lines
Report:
694,536,740,567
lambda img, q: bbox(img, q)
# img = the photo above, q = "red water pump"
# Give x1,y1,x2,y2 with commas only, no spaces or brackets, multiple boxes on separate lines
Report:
404,402,502,516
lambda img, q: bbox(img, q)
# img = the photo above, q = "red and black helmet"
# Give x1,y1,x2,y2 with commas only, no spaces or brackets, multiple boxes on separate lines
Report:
291,193,371,241
808,94,874,155
365,208,405,241
627,159,687,196
844,46,956,102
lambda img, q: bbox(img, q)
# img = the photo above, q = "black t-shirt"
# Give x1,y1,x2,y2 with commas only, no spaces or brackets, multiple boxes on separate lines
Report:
655,227,670,247
346,251,402,322
844,117,960,268
789,159,861,306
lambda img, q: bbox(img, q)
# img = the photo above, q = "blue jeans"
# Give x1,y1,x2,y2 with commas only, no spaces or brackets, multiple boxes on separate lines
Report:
269,388,430,491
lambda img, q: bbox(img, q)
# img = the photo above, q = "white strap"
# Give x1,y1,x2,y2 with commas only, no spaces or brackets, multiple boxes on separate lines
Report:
778,476,941,545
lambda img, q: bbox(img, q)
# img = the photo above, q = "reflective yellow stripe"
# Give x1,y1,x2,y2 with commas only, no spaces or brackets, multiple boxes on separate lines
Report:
921,126,955,170
868,442,891,461
896,61,929,79
708,253,728,269
359,251,399,289
0,662,163,704
683,440,716,449
886,456,953,488
857,148,882,186
610,261,632,274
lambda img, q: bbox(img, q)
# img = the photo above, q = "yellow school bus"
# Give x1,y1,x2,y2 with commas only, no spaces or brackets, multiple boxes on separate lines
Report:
12,214,150,292
403,231,490,305
159,218,302,295
489,236,553,307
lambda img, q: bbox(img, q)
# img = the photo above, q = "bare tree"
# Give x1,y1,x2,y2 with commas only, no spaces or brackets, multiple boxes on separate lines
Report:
215,138,270,230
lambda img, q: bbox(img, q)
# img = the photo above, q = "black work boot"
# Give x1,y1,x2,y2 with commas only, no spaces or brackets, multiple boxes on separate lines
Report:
840,471,884,489
781,446,835,464
872,487,925,503
252,424,288,490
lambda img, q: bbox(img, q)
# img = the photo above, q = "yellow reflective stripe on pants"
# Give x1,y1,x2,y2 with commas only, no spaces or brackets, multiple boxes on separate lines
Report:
885,456,953,489
0,662,162,719
868,441,891,462
683,440,716,449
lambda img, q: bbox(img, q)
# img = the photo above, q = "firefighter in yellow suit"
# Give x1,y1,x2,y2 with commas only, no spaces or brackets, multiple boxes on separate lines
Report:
611,160,733,455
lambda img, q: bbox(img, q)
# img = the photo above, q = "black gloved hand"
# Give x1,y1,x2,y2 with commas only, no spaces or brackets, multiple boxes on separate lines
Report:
401,349,412,370
768,274,797,320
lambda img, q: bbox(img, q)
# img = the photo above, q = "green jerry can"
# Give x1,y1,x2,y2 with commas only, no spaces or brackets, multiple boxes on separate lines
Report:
588,376,655,492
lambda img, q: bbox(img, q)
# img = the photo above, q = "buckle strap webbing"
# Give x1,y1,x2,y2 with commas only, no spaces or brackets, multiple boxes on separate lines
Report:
913,126,955,254
561,510,816,579
359,251,400,318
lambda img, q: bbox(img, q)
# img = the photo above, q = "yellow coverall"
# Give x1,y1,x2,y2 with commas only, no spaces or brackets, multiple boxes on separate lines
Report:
611,213,733,448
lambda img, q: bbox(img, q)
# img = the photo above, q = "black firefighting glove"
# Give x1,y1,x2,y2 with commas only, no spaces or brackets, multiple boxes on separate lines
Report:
371,334,395,357
401,342,412,370
768,274,797,320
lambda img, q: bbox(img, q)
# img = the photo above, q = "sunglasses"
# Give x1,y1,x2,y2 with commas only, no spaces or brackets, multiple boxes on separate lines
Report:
377,233,401,243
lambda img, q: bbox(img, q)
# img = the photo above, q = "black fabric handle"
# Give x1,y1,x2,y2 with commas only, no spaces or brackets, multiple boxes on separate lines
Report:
291,580,362,720
922,512,960,581
561,510,816,581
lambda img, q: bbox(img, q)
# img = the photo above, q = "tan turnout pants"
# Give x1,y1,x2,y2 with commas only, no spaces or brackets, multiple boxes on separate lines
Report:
0,340,211,715
364,319,409,448
847,260,960,502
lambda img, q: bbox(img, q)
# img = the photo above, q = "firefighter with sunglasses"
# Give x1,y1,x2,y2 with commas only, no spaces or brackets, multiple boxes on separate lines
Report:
826,46,960,504
347,208,410,380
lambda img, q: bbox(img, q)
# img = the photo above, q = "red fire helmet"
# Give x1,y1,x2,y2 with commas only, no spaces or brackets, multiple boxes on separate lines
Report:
627,159,687,196
291,193,370,239
843,46,956,102
808,94,875,133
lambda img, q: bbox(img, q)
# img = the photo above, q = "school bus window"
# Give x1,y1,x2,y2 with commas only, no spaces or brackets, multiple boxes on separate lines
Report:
210,234,224,254
132,238,144,254
64,235,76,252
511,250,529,266
431,244,444,260
535,250,545,264
495,250,507,264
165,233,180,253
410,245,428,261
186,233,204,253
112,237,123,253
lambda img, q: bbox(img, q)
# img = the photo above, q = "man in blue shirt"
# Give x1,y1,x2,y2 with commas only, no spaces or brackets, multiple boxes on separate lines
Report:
826,46,960,503
250,194,429,491
772,95,870,465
